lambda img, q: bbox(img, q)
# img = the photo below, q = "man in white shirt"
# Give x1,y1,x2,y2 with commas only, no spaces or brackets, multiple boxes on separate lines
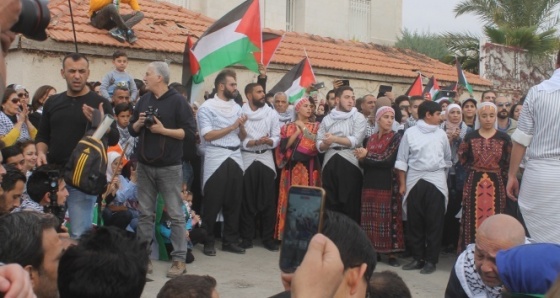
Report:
507,50,560,244
396,100,452,274
239,83,281,251
317,86,366,223
197,69,247,256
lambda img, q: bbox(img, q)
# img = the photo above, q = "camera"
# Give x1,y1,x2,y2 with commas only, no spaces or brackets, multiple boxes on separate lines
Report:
43,170,66,230
11,0,51,41
144,106,160,128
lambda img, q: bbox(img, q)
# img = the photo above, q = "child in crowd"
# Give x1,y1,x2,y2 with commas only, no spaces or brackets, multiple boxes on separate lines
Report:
113,102,136,159
396,100,451,274
160,183,207,264
100,51,138,100
102,151,139,232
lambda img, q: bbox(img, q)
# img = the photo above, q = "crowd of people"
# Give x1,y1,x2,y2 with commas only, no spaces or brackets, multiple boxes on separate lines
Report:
1,0,560,292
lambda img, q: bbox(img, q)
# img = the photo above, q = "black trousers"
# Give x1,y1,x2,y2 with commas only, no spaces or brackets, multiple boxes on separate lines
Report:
407,179,445,264
202,158,243,245
442,174,462,248
322,154,363,223
240,161,276,243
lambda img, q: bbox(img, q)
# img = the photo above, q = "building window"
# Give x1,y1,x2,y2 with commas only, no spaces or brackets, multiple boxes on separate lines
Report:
286,0,296,32
349,0,371,41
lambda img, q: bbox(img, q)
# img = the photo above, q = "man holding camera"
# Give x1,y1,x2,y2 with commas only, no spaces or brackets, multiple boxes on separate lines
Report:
12,165,69,215
129,61,193,278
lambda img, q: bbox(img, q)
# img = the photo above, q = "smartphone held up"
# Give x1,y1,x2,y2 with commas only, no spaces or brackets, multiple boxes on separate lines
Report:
279,186,326,273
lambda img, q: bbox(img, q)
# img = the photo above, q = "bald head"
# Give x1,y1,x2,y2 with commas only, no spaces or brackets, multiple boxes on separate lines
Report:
375,97,392,110
477,214,525,248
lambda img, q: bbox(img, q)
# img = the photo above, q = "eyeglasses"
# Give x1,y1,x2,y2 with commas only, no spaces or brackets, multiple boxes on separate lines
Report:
17,93,29,98
400,105,410,110
496,103,512,108
10,99,20,104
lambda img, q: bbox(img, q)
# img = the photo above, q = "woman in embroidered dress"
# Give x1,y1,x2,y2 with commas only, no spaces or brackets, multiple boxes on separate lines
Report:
458,102,512,252
441,104,472,253
274,97,321,240
355,106,404,266
0,88,37,146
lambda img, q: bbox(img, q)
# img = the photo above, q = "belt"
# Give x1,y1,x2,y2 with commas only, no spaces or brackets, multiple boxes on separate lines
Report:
213,145,240,151
241,149,268,154
331,147,348,151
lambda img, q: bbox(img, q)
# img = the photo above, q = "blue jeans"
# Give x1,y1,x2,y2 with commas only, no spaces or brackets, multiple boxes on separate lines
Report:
136,163,187,261
67,186,97,239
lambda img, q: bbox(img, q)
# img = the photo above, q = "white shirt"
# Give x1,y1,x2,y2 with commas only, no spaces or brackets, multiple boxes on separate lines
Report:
241,103,281,174
316,108,366,170
395,121,452,215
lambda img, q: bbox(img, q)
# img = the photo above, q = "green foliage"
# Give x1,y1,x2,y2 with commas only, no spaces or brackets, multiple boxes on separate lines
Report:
441,0,560,74
395,29,451,61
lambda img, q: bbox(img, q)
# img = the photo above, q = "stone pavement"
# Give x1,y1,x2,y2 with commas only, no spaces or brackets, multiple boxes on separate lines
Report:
142,240,457,298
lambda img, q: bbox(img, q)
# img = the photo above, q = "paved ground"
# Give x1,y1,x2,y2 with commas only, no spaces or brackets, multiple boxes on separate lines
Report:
143,239,456,297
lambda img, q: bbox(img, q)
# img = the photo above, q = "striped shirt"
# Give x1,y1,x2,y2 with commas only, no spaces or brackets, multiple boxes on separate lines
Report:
197,100,242,148
512,86,560,159
317,109,366,169
241,104,281,173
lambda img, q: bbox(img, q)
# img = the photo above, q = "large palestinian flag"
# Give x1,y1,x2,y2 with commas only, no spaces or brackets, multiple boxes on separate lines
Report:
269,57,315,103
191,0,261,83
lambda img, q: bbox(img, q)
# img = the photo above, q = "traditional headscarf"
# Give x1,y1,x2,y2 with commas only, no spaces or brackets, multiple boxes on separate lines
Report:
292,97,310,121
474,102,498,130
496,243,560,295
445,103,462,131
375,106,394,123
106,151,121,183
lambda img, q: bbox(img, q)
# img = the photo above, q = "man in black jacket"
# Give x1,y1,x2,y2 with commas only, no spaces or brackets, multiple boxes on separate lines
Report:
36,53,118,239
129,61,192,278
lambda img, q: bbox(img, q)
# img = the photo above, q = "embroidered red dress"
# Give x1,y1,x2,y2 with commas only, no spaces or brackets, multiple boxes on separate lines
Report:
274,122,321,240
360,131,404,253
458,130,512,252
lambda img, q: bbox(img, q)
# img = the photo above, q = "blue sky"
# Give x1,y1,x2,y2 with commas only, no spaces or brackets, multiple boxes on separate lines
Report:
402,0,483,36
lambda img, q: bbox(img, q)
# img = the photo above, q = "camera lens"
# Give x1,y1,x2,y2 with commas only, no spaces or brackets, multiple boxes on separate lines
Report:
11,0,51,41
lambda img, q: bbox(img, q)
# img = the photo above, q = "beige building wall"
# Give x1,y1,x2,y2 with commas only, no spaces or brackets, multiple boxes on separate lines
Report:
173,0,401,45
371,0,403,45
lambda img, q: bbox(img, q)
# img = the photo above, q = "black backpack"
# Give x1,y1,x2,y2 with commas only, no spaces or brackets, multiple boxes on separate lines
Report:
64,136,108,195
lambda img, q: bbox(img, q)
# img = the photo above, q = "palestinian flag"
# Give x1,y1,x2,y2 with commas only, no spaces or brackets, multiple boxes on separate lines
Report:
181,34,200,87
422,76,440,101
405,74,423,97
253,32,283,67
191,0,261,83
269,57,315,103
456,58,473,95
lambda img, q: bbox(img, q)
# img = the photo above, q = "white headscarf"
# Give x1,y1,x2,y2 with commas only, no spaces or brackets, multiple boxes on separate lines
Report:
106,151,121,183
474,102,498,130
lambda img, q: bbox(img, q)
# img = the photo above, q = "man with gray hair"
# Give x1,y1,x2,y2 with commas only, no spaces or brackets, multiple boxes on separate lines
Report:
129,61,194,278
273,92,293,125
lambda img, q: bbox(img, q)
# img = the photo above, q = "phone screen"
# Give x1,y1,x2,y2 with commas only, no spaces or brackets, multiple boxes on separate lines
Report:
340,79,350,86
279,186,325,273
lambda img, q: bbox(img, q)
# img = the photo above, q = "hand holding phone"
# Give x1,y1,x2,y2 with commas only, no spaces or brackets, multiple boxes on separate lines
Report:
279,186,326,273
